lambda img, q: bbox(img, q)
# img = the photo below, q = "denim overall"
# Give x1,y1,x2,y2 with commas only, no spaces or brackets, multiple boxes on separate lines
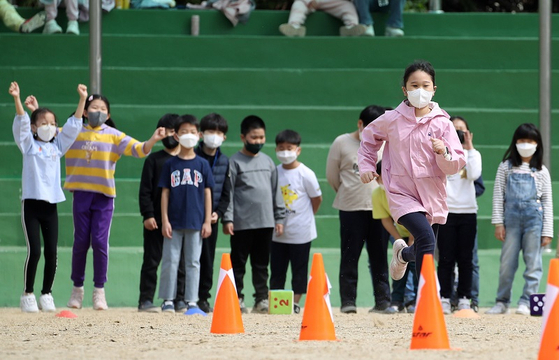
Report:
496,163,543,306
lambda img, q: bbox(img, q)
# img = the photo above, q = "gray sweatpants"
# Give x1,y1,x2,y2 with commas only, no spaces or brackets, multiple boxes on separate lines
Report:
159,229,202,303
288,0,358,27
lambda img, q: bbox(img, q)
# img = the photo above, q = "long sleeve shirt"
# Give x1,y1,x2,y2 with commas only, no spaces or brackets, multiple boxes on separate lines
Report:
64,124,149,198
13,113,82,203
446,148,482,213
222,151,286,230
492,161,553,238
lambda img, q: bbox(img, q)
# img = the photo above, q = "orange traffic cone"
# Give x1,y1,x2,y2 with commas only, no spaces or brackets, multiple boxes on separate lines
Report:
299,253,336,341
410,254,450,350
538,258,559,359
210,254,244,334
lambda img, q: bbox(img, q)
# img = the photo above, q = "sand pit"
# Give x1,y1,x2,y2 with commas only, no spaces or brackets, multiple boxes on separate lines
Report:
0,307,545,359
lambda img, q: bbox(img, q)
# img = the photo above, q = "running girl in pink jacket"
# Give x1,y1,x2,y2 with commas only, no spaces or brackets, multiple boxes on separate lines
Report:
358,60,466,279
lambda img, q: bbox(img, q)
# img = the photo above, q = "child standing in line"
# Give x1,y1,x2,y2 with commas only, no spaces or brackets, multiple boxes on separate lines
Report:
159,115,214,314
437,116,482,314
358,60,465,281
65,94,166,310
270,129,322,314
371,161,417,314
138,113,188,313
194,113,230,313
10,81,86,312
222,115,286,314
487,123,553,315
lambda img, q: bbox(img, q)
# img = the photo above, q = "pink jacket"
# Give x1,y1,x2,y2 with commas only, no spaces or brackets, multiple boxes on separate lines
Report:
358,100,466,225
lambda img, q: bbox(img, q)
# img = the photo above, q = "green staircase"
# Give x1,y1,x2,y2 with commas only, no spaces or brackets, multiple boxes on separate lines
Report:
0,9,558,307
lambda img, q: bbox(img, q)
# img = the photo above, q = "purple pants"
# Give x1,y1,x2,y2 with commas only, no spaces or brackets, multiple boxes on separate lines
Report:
71,191,114,288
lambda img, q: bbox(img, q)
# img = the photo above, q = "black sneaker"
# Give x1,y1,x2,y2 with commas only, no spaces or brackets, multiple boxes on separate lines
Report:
340,304,357,314
174,300,187,313
471,301,479,313
138,300,159,313
197,300,213,313
294,303,301,314
368,302,391,313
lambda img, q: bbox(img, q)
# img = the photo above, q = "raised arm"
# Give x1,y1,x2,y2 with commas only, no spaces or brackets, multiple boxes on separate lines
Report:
8,82,24,115
75,84,88,119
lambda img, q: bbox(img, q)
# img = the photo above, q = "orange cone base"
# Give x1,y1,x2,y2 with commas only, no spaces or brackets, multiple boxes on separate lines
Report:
210,254,244,334
452,309,480,319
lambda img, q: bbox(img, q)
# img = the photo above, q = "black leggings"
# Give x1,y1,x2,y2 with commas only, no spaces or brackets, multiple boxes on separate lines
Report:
22,199,58,294
398,212,439,278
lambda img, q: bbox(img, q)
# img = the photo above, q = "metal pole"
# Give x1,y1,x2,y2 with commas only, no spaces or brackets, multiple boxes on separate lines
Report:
89,0,102,94
539,0,554,255
429,0,443,13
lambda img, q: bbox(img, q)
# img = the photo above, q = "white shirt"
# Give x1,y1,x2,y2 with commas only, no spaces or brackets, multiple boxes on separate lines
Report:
272,163,322,244
446,149,482,213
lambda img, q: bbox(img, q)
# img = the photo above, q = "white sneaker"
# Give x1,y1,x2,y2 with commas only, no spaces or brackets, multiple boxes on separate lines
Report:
67,286,84,309
39,293,56,312
339,24,366,37
66,20,80,35
43,19,62,34
20,11,46,33
93,288,108,310
516,303,530,315
390,239,408,280
279,23,306,37
252,299,269,314
486,301,509,314
457,298,471,311
362,25,375,37
441,297,452,314
385,26,404,37
20,293,39,313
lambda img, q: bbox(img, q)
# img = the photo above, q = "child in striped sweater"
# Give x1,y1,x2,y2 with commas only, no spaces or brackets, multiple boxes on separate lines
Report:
64,94,166,310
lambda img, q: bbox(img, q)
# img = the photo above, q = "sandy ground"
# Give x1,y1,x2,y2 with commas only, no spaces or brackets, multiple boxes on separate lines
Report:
0,307,545,360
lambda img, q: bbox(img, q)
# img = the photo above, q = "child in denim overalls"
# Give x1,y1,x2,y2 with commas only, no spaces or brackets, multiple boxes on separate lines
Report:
487,123,553,315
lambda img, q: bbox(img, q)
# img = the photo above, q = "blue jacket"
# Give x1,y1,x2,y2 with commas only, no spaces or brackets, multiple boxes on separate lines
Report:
195,143,229,217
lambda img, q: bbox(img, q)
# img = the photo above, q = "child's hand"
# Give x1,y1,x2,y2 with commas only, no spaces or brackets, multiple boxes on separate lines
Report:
542,236,552,247
495,224,506,242
201,223,212,238
275,223,284,237
211,212,218,224
430,137,446,155
151,127,166,142
144,217,158,231
360,171,378,184
162,221,173,239
223,222,234,236
24,95,38,112
8,82,20,98
77,84,88,99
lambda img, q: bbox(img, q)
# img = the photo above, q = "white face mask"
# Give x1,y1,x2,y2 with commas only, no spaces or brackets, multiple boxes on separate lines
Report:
407,88,434,109
203,133,224,149
358,131,363,141
276,150,298,165
37,124,57,142
516,143,537,158
178,133,199,149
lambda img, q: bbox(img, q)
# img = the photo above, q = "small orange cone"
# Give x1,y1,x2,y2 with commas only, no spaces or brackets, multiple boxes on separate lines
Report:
55,310,77,318
210,254,244,334
299,253,336,341
410,254,450,350
538,259,559,359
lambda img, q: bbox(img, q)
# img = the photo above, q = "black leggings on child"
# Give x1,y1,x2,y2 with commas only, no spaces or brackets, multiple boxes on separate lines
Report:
398,212,439,277
22,199,58,294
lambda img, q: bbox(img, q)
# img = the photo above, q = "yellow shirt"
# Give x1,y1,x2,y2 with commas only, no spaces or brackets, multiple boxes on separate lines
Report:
371,186,410,238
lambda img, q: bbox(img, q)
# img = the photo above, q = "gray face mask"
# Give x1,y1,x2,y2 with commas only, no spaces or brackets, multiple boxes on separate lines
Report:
88,111,108,128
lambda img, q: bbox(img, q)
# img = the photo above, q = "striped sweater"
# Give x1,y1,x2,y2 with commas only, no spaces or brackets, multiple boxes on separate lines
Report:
64,124,148,197
492,160,553,238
